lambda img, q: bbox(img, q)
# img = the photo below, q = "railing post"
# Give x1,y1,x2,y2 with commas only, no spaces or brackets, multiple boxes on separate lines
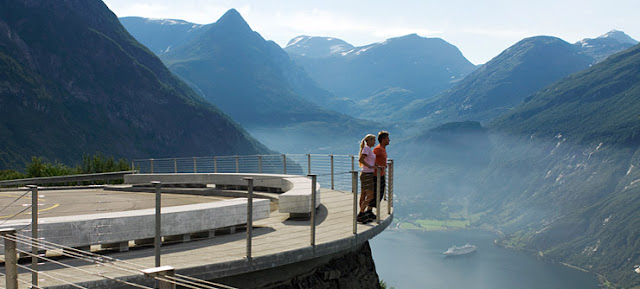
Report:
235,155,239,173
307,154,311,175
214,156,217,173
27,185,39,288
389,159,394,212
309,174,317,247
142,266,176,289
376,167,381,224
193,157,197,173
173,158,177,173
244,177,254,261
351,171,358,235
283,154,287,174
152,181,162,267
258,155,262,173
131,161,135,173
150,158,154,174
351,155,355,172
330,155,334,190
1,228,18,289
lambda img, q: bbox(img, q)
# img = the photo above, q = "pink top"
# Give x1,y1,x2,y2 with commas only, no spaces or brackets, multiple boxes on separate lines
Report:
361,146,376,173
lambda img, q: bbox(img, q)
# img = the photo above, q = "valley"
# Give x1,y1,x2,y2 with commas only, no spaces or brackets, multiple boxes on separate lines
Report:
2,2,640,287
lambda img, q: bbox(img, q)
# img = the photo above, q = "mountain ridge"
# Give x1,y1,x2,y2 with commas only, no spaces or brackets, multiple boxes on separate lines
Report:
158,10,351,128
390,37,640,288
285,33,477,119
121,10,379,154
285,35,354,58
395,36,594,126
0,0,268,169
118,17,207,54
479,42,640,288
575,30,638,62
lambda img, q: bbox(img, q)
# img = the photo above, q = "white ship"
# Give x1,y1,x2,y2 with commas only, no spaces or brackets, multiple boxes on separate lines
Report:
443,243,477,256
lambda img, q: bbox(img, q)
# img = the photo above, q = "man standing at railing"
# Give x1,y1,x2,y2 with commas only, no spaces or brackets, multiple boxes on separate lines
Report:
370,131,390,212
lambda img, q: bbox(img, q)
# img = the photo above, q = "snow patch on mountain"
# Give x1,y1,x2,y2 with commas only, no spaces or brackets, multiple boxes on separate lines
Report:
287,36,307,48
598,29,638,45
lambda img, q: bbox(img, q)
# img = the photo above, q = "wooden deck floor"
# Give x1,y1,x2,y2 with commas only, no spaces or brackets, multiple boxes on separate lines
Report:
0,187,392,288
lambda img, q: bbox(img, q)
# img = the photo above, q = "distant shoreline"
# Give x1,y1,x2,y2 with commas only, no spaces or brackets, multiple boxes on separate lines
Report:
391,218,611,288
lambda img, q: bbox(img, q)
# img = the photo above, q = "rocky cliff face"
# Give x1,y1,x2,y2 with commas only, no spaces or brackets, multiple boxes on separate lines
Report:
214,242,381,289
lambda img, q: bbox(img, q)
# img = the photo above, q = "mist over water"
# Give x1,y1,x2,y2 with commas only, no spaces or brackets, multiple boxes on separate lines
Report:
370,229,599,289
252,127,605,289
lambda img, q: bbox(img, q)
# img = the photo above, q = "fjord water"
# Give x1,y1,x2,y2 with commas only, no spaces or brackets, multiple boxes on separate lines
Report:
370,229,599,289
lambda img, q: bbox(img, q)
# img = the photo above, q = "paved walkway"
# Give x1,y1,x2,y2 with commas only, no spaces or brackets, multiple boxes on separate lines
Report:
0,187,392,288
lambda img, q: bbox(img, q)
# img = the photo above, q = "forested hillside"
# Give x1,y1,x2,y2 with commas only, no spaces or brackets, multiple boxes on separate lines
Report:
0,1,268,170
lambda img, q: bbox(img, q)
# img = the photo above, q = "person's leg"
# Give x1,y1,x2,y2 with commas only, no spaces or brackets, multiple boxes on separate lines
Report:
366,175,386,220
359,174,372,213
373,175,386,205
358,190,366,211
380,175,386,202
358,190,374,223
358,174,375,223
362,190,374,207
369,175,380,208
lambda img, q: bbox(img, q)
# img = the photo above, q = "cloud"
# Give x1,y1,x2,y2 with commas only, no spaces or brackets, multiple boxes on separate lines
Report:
460,27,533,39
275,9,441,45
286,9,374,34
104,0,234,24
371,28,443,39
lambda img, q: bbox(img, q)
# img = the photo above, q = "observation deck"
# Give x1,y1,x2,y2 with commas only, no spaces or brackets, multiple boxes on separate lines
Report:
0,154,394,289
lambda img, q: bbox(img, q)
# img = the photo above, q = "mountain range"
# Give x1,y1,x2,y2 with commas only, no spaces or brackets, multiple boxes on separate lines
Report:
288,31,637,125
121,9,378,154
0,0,267,169
285,34,477,119
396,36,594,126
159,9,326,127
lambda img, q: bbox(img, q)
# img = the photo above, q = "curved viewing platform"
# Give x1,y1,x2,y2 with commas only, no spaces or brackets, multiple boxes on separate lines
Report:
0,154,394,289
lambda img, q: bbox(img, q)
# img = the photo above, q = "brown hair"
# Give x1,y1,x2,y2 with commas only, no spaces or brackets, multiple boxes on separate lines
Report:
378,131,389,143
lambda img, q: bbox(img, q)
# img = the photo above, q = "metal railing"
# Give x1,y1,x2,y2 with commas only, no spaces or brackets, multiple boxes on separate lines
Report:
0,170,136,187
132,154,362,192
132,154,395,257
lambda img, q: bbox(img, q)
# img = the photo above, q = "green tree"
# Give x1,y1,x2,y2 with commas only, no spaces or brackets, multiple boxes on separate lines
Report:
25,156,75,178
78,152,129,174
0,169,25,181
380,279,395,289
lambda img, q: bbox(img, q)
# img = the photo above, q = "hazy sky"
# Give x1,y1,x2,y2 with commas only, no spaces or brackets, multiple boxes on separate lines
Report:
102,0,640,64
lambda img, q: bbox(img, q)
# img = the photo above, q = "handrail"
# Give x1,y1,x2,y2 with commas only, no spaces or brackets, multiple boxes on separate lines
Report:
132,154,360,192
0,170,137,187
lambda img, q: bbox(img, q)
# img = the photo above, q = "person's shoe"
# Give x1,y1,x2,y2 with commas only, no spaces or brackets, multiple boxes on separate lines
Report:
365,210,376,222
357,212,368,223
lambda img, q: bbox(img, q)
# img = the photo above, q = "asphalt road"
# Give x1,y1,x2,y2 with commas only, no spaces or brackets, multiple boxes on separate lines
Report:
0,187,229,220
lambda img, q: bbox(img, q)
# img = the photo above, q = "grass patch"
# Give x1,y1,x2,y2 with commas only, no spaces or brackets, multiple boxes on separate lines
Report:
398,222,422,230
399,218,470,231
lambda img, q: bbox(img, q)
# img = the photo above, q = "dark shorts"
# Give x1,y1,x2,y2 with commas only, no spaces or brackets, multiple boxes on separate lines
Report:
360,172,374,192
369,174,386,208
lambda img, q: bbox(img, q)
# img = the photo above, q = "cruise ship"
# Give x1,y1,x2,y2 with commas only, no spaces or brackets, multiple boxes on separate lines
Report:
443,243,477,256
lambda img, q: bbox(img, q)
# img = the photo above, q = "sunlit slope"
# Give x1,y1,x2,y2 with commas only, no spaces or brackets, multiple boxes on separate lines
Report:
482,43,640,288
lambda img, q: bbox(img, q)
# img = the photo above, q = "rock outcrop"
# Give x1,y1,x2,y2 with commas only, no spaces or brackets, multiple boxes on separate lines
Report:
214,242,381,289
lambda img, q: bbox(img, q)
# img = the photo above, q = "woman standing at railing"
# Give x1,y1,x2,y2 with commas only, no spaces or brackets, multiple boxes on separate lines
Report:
357,134,376,223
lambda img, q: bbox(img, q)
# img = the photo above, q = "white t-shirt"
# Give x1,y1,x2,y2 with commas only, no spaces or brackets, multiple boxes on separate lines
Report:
361,146,376,173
